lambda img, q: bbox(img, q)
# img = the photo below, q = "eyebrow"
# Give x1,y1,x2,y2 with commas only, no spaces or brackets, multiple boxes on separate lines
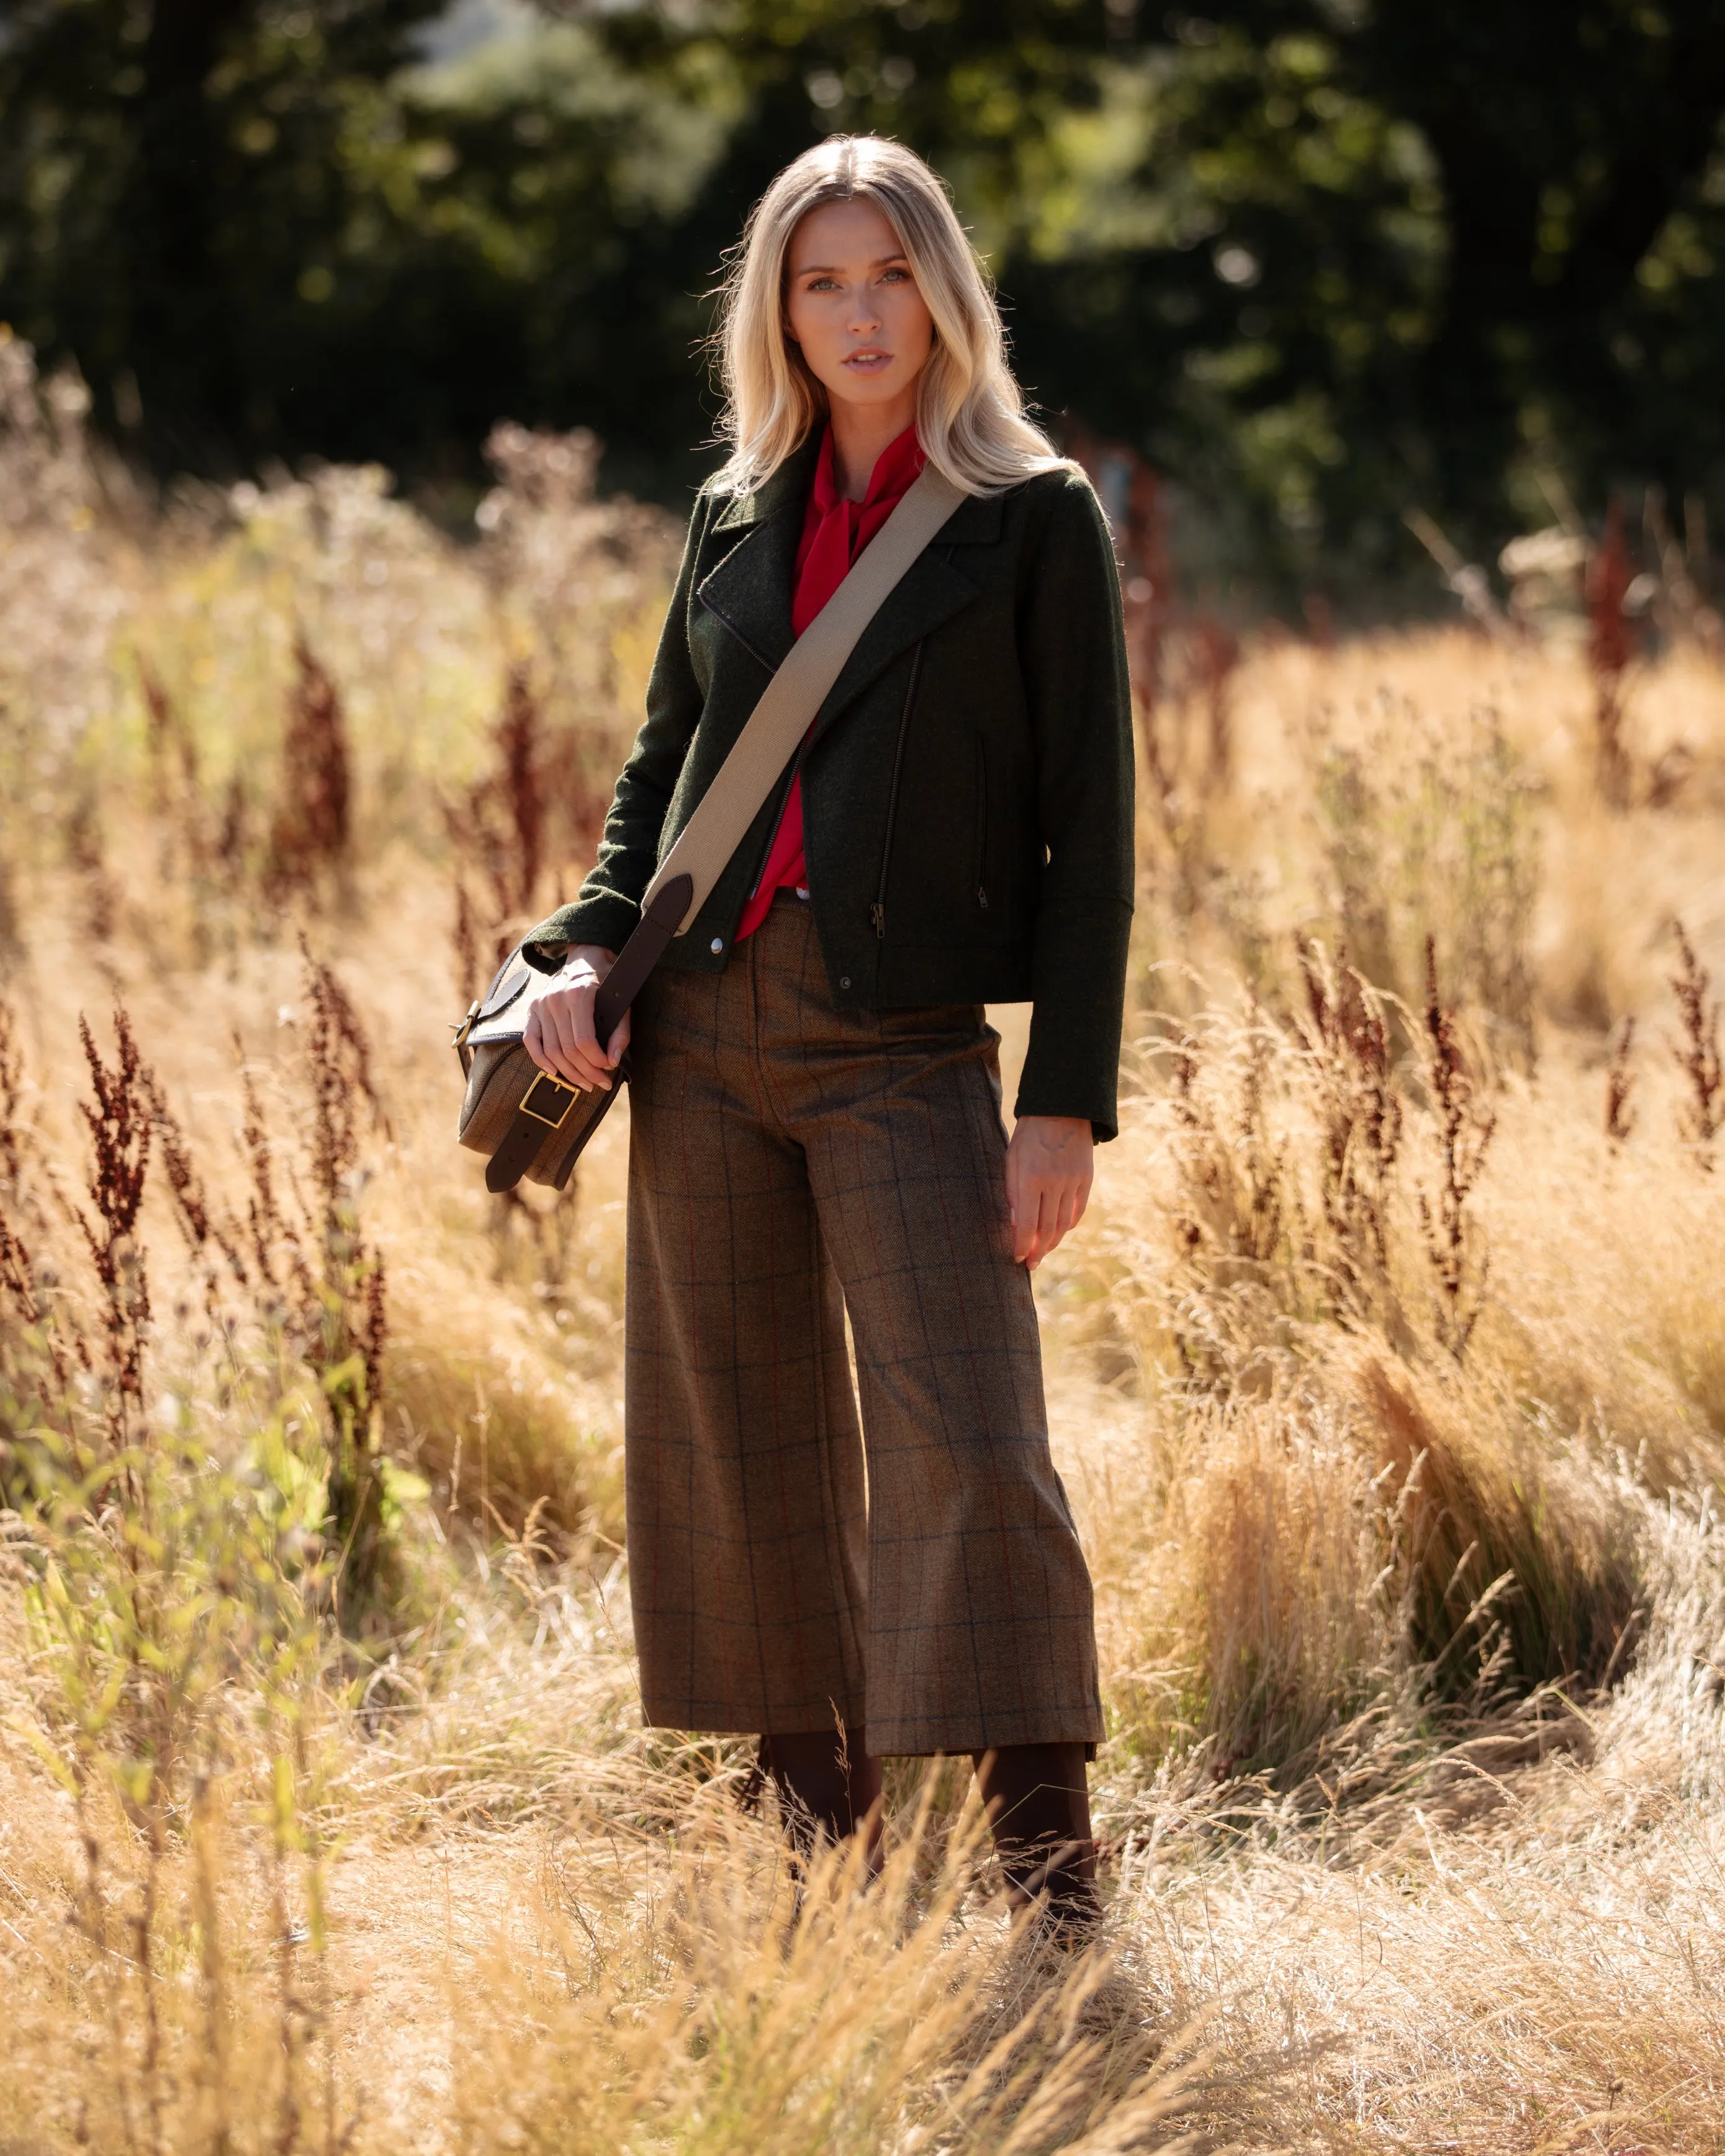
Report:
790,253,911,275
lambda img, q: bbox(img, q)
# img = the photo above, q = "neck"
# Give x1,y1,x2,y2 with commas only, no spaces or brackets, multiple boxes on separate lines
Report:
826,390,917,501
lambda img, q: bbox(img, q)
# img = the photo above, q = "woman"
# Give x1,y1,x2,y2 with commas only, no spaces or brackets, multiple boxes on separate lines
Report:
521,135,1133,1923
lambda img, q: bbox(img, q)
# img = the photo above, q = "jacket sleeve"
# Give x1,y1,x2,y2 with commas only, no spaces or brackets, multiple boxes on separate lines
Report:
1012,472,1136,1142
522,493,711,966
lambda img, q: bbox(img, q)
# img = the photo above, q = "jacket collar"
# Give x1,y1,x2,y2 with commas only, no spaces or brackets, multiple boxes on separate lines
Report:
709,434,821,537
696,442,1004,730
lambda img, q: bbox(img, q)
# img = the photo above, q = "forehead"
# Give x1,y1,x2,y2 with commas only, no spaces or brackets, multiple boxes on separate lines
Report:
787,195,906,267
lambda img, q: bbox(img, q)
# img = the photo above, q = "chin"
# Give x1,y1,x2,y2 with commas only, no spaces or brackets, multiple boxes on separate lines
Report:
828,372,900,402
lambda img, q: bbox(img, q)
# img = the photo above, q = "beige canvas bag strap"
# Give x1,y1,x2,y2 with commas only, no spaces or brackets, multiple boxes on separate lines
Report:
482,464,966,1195
639,462,968,932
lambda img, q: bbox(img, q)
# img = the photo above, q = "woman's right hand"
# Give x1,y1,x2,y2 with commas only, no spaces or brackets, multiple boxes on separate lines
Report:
523,945,629,1092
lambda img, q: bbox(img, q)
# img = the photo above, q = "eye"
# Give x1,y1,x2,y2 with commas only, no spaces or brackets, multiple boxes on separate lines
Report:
880,267,909,284
804,275,839,293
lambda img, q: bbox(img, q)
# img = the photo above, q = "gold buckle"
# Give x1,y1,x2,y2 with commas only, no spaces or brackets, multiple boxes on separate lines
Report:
520,1069,582,1129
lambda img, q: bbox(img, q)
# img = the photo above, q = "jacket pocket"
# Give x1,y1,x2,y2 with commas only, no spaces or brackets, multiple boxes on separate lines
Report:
973,739,989,912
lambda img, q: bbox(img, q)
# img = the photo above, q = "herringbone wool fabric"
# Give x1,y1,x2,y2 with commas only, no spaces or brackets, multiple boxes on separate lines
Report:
623,891,1104,1756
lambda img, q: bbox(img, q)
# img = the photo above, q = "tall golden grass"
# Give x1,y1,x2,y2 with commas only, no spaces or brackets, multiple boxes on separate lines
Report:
4,333,1725,2148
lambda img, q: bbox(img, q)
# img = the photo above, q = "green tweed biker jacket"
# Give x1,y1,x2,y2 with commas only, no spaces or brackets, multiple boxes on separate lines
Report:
523,436,1135,1140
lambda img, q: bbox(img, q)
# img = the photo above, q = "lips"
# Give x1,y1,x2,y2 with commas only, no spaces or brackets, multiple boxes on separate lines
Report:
844,349,892,371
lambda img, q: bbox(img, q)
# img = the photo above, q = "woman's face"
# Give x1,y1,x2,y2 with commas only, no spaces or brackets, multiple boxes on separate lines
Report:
783,197,935,415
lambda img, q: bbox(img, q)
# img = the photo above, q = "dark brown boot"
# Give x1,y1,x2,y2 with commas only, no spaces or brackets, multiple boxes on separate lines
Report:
971,1741,1100,1936
759,1723,884,1879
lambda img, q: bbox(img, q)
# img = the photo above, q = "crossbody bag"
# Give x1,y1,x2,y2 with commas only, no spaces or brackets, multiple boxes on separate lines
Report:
453,462,967,1194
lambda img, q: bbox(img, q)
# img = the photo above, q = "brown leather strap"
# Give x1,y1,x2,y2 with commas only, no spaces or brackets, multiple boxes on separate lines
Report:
593,872,693,1043
485,1059,624,1194
486,1094,569,1194
485,875,693,1194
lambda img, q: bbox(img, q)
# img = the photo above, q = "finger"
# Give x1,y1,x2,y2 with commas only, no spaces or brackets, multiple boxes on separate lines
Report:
1034,1184,1060,1268
567,983,600,1056
1022,1180,1052,1270
568,985,626,1083
561,990,616,1085
1010,1167,1037,1266
544,997,605,1089
524,1006,552,1076
550,999,610,1090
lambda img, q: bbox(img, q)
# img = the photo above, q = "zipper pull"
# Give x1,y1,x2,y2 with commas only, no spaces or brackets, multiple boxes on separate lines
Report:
870,902,886,940
977,887,989,911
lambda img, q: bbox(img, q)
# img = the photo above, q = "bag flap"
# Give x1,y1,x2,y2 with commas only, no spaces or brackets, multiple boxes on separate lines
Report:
465,954,572,1048
475,948,534,1023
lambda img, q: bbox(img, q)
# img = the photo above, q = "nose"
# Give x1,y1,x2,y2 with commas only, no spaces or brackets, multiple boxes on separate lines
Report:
845,282,882,333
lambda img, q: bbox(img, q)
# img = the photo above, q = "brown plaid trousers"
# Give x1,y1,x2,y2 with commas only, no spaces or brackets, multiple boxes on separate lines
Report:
623,890,1104,1757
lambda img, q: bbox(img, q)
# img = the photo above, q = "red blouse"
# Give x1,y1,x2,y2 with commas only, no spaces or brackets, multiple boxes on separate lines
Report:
733,421,927,942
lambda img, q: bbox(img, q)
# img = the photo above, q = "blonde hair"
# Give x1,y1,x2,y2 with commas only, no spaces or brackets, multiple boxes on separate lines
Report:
709,136,1066,498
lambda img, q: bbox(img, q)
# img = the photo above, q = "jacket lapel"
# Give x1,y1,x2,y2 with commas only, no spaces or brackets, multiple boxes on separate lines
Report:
809,546,976,741
696,448,1008,729
695,442,817,674
810,489,1000,738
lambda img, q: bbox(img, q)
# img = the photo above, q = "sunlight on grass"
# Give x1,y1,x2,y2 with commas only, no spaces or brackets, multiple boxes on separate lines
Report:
4,335,1725,2150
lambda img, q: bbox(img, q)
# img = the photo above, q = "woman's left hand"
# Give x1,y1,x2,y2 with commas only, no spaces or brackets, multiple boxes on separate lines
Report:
1005,1115,1094,1270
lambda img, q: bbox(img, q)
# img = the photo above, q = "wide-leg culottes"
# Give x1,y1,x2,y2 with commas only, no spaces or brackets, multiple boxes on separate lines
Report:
623,892,1104,1757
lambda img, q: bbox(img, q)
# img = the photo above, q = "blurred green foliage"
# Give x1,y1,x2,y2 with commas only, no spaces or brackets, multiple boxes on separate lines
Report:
4,0,1725,582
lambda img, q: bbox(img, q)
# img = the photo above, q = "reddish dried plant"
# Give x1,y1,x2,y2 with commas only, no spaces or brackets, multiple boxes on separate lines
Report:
1191,616,1242,793
1164,1025,1289,1284
1669,922,1723,1167
142,1070,250,1313
1586,501,1637,809
138,655,199,803
1604,1017,1637,1149
0,1202,83,1414
1068,433,1179,847
447,664,562,993
0,1013,89,1449
299,945,390,1606
1299,940,1403,1305
138,655,217,889
547,748,612,872
457,665,547,917
0,994,24,1193
65,796,117,943
140,654,174,809
1235,1028,1287,1265
1122,456,1171,714
267,636,351,902
74,1006,155,1447
236,1047,307,1305
495,662,544,913
233,953,390,1608
1417,937,1496,1357
451,878,483,1010
215,772,248,889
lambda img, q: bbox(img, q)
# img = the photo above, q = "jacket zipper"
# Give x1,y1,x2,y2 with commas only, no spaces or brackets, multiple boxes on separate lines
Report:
974,739,989,910
871,642,925,940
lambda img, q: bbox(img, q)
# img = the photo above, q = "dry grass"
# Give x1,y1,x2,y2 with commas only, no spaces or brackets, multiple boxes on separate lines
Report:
4,343,1725,2149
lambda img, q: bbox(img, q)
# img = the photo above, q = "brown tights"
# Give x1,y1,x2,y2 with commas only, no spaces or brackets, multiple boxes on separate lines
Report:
759,1729,1097,1918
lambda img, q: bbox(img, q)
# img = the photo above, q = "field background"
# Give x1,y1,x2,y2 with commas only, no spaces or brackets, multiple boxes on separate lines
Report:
4,338,1725,2151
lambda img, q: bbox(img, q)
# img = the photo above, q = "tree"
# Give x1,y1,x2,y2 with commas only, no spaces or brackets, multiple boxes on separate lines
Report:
4,0,1724,577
